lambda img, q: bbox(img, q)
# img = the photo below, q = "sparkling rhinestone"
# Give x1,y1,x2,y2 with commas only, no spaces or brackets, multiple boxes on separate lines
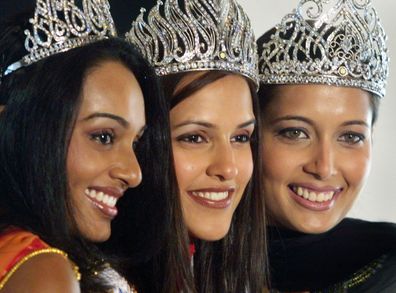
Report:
338,66,348,76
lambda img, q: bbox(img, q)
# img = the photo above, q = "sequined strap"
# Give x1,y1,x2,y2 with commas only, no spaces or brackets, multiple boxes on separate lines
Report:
343,254,387,289
0,247,81,289
310,254,389,293
0,228,81,289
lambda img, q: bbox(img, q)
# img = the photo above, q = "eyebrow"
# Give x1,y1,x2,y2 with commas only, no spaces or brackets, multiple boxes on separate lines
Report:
269,115,313,125
340,120,370,128
270,115,369,128
81,112,129,128
173,118,256,129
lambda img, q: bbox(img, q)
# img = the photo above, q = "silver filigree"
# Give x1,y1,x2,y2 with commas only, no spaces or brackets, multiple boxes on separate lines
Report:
126,0,259,87
258,0,389,97
4,0,116,76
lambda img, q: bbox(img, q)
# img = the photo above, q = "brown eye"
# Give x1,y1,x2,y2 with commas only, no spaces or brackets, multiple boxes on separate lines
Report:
231,134,251,143
178,134,205,144
278,128,308,140
339,132,365,145
90,131,114,145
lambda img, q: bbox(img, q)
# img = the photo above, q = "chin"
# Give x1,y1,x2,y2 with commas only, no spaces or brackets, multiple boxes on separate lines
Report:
190,225,231,242
292,218,339,234
93,234,111,243
82,227,111,243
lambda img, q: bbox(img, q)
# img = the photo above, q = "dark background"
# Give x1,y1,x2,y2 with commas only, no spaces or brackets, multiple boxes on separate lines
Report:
0,0,156,34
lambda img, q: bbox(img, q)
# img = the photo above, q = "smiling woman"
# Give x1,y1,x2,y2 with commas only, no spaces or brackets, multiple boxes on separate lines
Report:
261,85,373,234
0,0,171,292
126,0,268,291
257,0,396,291
170,73,256,241
67,61,146,243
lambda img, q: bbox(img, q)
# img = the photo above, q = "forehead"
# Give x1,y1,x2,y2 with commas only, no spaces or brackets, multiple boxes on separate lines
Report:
265,84,372,121
171,74,254,124
79,61,145,116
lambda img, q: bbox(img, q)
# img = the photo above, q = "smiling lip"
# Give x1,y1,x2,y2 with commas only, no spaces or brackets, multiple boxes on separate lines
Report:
84,186,124,219
288,184,343,212
187,188,235,209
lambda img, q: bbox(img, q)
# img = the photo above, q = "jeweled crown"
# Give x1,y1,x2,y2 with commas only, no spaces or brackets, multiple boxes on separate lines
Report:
258,0,389,98
3,0,116,76
126,0,259,87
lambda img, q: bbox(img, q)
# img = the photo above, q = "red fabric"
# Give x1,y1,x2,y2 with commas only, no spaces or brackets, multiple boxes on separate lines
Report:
189,243,195,257
0,228,49,282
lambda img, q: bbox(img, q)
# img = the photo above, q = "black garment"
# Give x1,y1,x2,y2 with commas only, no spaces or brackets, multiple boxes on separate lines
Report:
351,249,396,293
268,218,396,292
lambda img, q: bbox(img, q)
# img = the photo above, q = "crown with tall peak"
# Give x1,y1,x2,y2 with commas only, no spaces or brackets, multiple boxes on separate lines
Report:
258,0,389,98
3,0,116,77
126,0,259,87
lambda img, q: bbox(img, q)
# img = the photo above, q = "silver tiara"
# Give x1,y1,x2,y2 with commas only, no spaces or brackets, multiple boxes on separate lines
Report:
258,0,389,98
126,0,259,87
3,0,116,76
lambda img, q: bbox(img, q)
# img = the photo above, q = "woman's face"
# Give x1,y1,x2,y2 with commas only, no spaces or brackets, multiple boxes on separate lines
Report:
261,84,373,234
171,73,255,241
67,61,146,242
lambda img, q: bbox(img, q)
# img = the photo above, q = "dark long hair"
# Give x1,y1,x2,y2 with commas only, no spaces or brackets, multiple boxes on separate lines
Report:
100,55,190,293
161,71,268,293
0,16,174,291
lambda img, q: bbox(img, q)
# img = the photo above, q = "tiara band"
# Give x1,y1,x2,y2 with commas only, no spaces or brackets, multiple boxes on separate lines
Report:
258,0,389,98
126,0,259,87
2,0,116,77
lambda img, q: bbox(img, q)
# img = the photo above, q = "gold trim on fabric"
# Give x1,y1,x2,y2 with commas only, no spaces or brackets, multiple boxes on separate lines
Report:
0,248,81,289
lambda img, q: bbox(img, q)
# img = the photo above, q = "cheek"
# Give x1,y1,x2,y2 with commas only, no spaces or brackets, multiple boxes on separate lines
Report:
67,138,99,188
341,149,372,189
236,148,254,186
261,142,297,183
67,144,84,187
173,148,201,189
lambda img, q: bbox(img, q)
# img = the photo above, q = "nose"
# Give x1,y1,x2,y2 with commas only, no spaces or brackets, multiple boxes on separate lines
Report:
206,142,238,181
110,147,142,188
303,140,337,180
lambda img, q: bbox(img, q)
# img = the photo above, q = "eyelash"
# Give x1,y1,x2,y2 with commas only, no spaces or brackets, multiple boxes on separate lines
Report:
177,134,206,144
277,127,308,140
176,133,252,144
338,132,366,145
90,130,115,145
277,127,366,146
231,134,252,143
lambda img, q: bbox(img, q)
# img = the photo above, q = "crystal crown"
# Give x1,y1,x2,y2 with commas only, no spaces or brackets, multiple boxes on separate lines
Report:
258,0,389,98
126,0,259,87
4,0,116,76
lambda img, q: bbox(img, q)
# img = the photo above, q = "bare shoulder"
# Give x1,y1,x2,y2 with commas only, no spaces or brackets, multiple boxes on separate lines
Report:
1,252,80,293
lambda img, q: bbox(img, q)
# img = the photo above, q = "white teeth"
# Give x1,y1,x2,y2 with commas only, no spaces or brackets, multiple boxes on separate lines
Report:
292,186,336,203
191,191,229,201
103,195,110,205
89,189,96,198
297,187,303,196
110,197,117,206
308,192,316,201
84,188,118,208
97,192,104,201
